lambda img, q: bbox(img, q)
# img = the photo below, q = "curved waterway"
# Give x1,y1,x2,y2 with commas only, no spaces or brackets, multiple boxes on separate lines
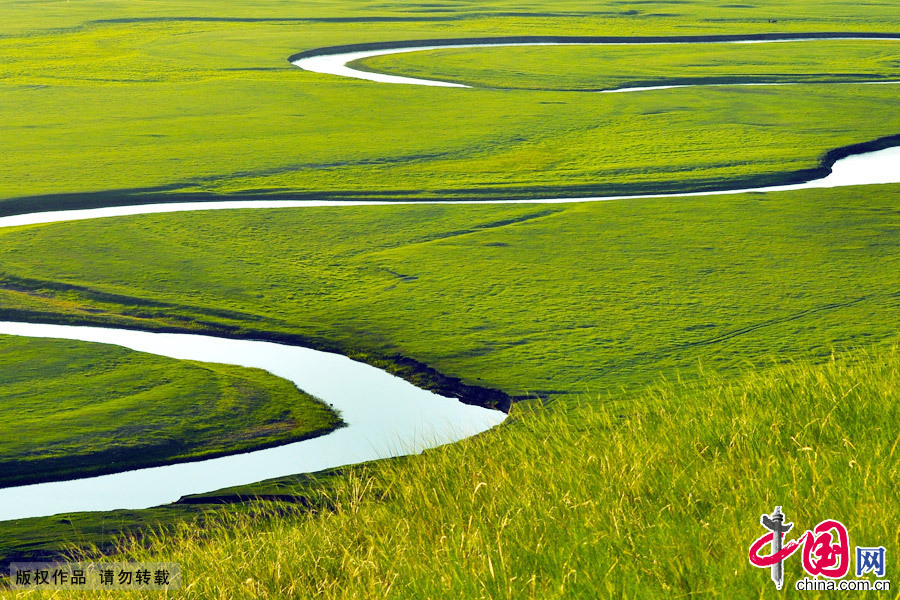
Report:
0,322,506,521
2,145,897,522
0,145,898,231
290,34,900,89
2,33,900,521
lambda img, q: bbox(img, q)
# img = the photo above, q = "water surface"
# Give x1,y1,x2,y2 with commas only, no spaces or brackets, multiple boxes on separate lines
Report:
0,322,505,520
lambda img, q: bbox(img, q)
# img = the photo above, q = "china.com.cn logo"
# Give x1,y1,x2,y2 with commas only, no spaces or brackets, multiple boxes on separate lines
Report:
748,506,888,591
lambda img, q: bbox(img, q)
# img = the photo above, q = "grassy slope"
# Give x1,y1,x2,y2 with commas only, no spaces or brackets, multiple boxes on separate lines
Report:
2,185,898,585
1,2,900,206
355,39,900,90
1,186,899,398
0,186,900,572
0,335,342,487
17,345,899,598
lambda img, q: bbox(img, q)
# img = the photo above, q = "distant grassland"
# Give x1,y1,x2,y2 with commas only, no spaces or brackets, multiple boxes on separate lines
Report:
3,185,899,398
23,345,900,598
0,335,341,487
2,1,900,207
355,39,900,90
4,0,900,36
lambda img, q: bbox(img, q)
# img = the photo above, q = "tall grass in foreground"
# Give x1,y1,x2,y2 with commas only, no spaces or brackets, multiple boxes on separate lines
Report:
31,347,900,599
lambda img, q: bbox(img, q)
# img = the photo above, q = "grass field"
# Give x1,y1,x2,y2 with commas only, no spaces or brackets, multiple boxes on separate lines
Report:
2,1,900,207
2,0,900,595
2,186,899,397
9,345,899,598
0,334,341,488
2,185,899,577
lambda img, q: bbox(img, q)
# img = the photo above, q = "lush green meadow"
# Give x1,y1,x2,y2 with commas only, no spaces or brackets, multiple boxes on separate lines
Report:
2,185,899,398
2,184,900,575
0,335,341,487
2,0,900,596
11,345,900,598
2,0,900,208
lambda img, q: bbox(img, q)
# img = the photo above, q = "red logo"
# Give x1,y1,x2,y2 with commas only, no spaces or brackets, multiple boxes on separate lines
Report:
749,507,851,588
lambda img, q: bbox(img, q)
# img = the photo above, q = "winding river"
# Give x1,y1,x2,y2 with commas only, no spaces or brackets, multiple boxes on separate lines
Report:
290,33,900,90
0,323,506,521
1,34,899,522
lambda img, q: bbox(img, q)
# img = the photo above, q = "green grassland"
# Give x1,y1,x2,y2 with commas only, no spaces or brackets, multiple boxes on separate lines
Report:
2,0,900,595
1,1,900,208
11,345,900,598
355,39,900,90
0,335,342,487
2,186,899,398
4,0,900,36
2,184,899,586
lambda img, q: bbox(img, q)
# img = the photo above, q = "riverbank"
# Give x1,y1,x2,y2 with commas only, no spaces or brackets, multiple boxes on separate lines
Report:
0,322,506,520
2,133,900,219
288,32,900,61
5,344,897,596
0,334,343,489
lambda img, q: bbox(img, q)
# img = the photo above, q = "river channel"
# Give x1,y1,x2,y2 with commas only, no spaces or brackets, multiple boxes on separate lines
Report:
1,35,898,521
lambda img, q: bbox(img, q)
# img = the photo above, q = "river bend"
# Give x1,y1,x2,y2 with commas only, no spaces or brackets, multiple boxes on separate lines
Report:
1,33,899,521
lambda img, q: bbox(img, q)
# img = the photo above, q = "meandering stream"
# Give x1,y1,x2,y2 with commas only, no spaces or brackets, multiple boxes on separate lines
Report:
0,323,505,521
1,34,899,522
291,34,900,89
